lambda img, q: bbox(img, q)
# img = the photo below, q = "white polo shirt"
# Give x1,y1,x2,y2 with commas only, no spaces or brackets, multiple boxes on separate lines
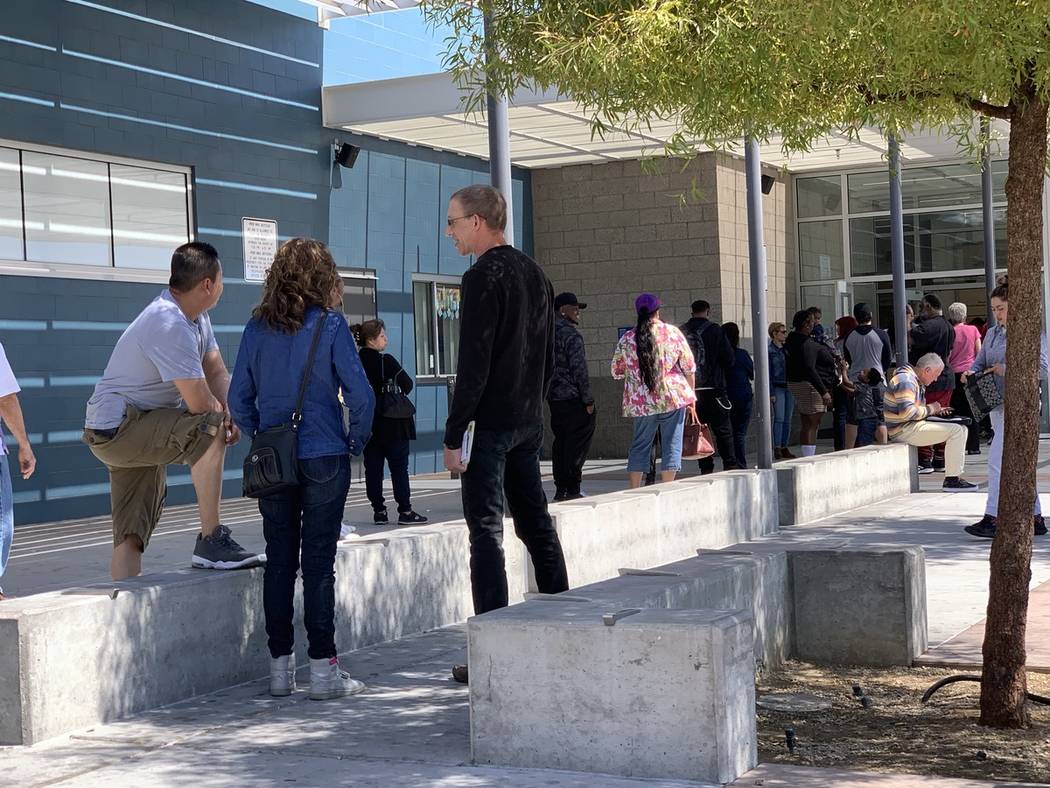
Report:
0,341,21,457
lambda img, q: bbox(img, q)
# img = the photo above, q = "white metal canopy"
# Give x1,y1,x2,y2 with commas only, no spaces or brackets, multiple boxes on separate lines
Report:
323,71,1008,171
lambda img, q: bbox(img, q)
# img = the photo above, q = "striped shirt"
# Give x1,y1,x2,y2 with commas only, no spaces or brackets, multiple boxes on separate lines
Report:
884,365,928,437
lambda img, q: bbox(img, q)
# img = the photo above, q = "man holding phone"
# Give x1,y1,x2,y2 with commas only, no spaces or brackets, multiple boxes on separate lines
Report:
442,185,569,684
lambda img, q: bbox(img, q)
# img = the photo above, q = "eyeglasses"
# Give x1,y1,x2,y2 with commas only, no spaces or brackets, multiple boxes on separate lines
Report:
446,214,475,227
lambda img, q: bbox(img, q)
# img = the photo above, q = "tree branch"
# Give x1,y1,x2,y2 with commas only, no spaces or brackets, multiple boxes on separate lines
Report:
856,83,1013,120
968,97,1014,120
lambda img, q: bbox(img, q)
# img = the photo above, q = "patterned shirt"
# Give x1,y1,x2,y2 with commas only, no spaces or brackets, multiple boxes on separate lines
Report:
884,365,927,438
611,320,697,417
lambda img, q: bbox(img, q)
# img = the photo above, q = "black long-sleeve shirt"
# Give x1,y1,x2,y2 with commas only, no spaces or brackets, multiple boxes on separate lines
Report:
785,331,838,395
444,245,554,448
358,347,416,442
549,314,593,404
680,316,734,392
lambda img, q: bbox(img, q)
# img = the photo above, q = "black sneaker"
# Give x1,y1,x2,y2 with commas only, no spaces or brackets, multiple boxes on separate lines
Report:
917,464,936,475
965,515,997,538
932,464,946,473
966,449,981,456
373,509,388,524
1036,515,1047,536
192,525,265,569
397,510,428,525
451,664,469,684
552,490,567,502
565,491,587,500
943,476,977,491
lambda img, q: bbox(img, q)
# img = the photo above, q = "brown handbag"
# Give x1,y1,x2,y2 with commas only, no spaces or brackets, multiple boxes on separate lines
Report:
682,408,716,460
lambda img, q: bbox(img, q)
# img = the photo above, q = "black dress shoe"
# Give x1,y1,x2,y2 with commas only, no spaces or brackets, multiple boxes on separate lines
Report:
964,514,997,538
943,476,977,490
451,664,469,684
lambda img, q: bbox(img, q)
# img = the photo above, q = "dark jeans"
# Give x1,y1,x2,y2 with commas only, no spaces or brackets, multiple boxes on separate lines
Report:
696,390,737,474
855,417,878,447
833,387,849,451
729,397,752,468
549,399,596,496
363,437,411,513
951,372,981,452
460,423,569,615
259,454,350,660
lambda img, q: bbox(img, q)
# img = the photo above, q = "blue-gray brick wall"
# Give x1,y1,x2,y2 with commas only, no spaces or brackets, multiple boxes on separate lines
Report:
0,0,532,524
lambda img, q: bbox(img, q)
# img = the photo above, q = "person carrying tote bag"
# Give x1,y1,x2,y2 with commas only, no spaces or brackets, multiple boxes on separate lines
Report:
352,319,428,525
229,238,374,701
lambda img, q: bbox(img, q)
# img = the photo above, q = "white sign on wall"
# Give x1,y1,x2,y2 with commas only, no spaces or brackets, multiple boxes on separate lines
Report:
242,218,278,283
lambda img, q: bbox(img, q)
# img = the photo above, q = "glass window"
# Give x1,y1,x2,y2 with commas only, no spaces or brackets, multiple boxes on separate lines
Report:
435,283,461,375
849,208,1006,277
0,148,23,260
23,152,112,266
800,283,848,327
795,175,842,218
848,161,1007,214
798,220,845,282
414,281,436,376
413,280,461,376
110,164,189,270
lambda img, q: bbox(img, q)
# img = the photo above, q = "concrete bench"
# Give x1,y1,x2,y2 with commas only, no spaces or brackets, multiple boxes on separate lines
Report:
469,601,757,785
776,443,917,525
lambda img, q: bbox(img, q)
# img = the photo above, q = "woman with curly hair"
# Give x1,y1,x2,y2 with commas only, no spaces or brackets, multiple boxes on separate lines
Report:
229,238,374,700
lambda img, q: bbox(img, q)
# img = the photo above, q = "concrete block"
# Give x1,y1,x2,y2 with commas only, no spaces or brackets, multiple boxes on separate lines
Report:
776,444,913,525
469,602,757,784
549,469,777,590
789,546,928,666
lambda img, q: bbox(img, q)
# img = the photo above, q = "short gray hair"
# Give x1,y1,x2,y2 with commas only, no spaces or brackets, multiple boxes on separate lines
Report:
915,352,945,371
450,184,507,232
947,301,967,323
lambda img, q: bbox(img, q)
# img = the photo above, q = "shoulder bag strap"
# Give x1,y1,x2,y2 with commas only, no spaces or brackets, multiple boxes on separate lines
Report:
292,309,328,425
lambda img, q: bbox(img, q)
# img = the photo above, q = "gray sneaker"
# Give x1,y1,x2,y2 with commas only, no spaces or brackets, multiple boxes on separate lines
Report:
191,524,265,570
270,653,297,697
309,657,366,700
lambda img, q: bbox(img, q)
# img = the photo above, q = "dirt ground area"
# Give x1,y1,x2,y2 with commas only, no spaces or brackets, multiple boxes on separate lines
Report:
757,662,1050,784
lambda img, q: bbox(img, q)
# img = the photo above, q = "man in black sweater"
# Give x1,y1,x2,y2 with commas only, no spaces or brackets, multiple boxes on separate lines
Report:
443,185,569,683
681,300,738,473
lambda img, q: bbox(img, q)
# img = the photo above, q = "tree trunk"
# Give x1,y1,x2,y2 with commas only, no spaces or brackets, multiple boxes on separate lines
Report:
978,78,1046,728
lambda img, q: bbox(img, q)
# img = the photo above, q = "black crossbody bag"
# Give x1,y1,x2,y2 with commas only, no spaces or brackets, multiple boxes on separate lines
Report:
378,354,416,419
242,312,328,499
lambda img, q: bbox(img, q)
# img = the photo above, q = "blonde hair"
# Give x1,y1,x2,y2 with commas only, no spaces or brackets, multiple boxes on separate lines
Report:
768,321,786,338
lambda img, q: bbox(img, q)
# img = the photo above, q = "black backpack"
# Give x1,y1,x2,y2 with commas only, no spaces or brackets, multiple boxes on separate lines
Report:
682,321,713,388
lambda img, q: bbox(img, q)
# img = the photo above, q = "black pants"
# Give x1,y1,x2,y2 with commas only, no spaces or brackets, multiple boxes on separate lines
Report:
696,390,737,474
363,437,412,513
729,397,753,468
548,399,596,496
460,423,569,615
259,455,349,660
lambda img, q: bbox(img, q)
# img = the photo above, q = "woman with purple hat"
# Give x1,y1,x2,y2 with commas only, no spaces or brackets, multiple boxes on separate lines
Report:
612,293,698,488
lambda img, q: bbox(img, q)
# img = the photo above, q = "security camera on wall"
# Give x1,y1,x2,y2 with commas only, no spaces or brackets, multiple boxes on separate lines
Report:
334,141,361,169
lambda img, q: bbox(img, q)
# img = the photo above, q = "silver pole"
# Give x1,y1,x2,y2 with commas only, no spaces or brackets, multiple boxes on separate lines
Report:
745,138,774,469
888,135,908,365
981,117,997,324
483,12,514,246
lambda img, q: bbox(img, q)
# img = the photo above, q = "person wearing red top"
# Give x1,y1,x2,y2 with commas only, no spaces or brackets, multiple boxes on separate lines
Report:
947,302,983,455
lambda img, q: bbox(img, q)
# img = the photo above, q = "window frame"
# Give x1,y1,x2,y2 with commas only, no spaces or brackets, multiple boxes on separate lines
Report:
411,273,462,380
0,137,194,284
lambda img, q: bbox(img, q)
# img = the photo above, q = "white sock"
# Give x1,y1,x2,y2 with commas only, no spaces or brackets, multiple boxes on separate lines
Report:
801,445,816,457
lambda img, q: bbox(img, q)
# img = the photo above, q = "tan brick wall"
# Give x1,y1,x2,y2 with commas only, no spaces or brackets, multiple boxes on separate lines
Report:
533,153,792,459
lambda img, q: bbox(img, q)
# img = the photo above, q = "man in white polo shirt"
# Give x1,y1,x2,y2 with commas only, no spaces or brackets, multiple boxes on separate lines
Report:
0,339,36,600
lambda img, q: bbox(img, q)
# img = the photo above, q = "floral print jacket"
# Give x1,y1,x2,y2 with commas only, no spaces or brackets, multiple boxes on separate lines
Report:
611,320,697,417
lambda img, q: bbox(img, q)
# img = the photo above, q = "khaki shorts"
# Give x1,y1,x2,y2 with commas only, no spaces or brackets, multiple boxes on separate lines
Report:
83,407,223,549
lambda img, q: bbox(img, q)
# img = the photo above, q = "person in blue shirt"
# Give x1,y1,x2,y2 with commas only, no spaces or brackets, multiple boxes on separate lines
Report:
723,322,754,468
229,238,374,701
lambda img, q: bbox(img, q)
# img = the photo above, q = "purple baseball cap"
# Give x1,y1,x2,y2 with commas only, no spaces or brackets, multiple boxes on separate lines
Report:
635,292,661,314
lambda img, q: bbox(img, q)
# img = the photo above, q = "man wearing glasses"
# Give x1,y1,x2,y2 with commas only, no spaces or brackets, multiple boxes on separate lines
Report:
442,185,570,685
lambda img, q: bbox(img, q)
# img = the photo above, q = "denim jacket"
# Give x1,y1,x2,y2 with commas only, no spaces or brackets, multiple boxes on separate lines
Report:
969,324,1050,403
767,340,787,391
229,307,374,459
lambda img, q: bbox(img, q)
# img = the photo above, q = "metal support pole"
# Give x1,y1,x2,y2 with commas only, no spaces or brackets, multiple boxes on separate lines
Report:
981,117,997,324
888,135,908,365
745,138,773,469
483,12,514,246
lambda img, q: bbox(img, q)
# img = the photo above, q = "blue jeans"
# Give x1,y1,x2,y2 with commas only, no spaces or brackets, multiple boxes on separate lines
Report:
363,438,411,513
460,424,568,615
855,418,878,448
627,408,687,472
0,455,11,592
259,454,350,660
729,397,753,468
771,386,794,447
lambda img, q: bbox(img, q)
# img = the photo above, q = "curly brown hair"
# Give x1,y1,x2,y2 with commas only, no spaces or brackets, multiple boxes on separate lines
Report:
253,238,340,333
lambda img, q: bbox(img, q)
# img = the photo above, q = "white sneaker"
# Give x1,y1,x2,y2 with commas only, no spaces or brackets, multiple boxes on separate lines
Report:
309,657,366,700
270,653,296,697
339,521,358,540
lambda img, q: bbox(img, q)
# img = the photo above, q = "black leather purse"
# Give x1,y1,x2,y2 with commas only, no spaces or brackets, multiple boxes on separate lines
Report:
242,312,328,499
378,354,416,419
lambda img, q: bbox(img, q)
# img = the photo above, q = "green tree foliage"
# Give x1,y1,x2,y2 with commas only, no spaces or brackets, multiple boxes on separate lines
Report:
422,0,1050,728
